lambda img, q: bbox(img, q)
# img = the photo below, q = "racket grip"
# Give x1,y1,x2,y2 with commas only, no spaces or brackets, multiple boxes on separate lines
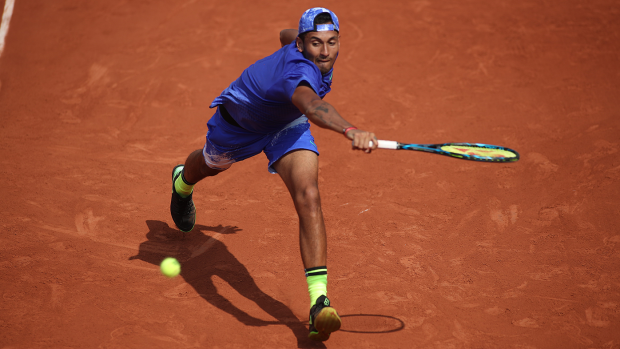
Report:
369,140,398,149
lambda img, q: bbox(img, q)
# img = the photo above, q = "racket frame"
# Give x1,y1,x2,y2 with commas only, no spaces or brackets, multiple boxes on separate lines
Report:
375,140,519,162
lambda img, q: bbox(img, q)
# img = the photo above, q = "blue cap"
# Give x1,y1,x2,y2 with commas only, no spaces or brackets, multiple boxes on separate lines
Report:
298,7,340,35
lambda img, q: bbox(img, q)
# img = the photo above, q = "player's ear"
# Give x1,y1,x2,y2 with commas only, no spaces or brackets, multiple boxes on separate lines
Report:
295,37,303,52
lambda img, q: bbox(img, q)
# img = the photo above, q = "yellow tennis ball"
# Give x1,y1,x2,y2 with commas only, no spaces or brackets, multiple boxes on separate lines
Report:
160,257,181,278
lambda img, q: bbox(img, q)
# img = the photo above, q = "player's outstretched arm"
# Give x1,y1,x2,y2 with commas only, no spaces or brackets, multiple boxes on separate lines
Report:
292,83,377,152
280,29,298,47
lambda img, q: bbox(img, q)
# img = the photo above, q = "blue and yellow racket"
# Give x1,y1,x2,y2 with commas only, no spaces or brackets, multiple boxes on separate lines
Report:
375,140,519,162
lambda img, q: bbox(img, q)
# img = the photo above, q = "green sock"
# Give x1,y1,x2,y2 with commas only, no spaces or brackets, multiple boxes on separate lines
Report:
174,171,195,198
305,266,327,307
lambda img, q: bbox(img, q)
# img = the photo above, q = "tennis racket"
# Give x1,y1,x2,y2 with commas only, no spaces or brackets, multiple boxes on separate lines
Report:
373,140,519,162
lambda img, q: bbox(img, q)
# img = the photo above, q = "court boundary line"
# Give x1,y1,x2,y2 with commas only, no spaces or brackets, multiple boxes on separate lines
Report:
0,0,15,58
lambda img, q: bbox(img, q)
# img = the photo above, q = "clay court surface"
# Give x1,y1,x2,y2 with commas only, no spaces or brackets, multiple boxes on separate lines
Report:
1,0,619,348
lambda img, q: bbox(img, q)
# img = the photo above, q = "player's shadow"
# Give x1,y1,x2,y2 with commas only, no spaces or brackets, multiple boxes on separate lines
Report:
129,220,324,348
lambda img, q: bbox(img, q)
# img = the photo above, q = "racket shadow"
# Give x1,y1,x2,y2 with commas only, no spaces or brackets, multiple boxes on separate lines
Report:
338,314,405,334
129,220,324,349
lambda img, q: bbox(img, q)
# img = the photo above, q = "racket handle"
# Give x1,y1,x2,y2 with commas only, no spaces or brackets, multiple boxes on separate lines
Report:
369,140,398,149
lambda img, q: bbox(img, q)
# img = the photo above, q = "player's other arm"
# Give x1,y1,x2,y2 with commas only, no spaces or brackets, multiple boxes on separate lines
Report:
292,83,377,152
280,29,298,47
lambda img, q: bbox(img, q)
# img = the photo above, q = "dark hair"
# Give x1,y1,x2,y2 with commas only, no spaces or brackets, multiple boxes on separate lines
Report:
299,13,335,42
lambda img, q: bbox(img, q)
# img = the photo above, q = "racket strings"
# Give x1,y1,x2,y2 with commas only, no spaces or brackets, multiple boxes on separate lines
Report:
440,145,517,159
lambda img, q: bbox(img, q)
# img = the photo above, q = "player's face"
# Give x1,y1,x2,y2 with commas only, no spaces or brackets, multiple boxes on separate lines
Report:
296,30,340,75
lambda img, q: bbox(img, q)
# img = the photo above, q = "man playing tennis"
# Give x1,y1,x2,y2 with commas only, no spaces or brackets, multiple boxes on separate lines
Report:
169,7,377,341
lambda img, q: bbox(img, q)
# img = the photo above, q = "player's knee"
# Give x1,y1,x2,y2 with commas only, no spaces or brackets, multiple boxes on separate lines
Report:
294,185,321,213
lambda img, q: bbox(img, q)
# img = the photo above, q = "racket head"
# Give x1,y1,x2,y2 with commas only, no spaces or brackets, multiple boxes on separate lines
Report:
436,143,519,162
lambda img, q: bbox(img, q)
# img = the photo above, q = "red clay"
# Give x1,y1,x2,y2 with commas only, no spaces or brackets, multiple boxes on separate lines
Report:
1,0,619,348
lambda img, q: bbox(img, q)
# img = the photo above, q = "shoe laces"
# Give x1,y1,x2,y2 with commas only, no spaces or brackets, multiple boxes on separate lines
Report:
172,193,195,216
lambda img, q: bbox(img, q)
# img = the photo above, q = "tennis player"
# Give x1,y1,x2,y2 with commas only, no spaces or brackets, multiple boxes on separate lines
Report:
170,7,377,341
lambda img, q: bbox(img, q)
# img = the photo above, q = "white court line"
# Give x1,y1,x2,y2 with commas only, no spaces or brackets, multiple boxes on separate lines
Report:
0,0,15,58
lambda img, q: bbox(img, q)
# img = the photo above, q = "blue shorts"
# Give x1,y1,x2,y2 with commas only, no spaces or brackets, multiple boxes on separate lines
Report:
203,108,319,174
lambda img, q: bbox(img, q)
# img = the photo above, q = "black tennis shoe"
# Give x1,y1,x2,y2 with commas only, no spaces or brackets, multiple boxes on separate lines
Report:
308,295,341,341
170,165,196,232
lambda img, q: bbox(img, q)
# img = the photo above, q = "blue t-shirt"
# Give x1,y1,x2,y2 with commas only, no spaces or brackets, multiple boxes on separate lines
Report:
210,41,334,134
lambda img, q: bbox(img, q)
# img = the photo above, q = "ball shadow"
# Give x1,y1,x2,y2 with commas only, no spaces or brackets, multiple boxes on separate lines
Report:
129,220,325,348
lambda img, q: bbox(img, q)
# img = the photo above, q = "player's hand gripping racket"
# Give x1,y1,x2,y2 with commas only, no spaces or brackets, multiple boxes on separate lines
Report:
371,140,519,162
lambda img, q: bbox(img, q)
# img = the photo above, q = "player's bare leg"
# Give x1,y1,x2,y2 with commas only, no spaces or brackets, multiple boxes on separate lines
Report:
272,149,341,341
273,150,326,268
182,149,223,183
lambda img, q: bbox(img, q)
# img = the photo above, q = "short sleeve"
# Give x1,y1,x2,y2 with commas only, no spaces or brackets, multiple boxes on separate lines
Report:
265,61,322,103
